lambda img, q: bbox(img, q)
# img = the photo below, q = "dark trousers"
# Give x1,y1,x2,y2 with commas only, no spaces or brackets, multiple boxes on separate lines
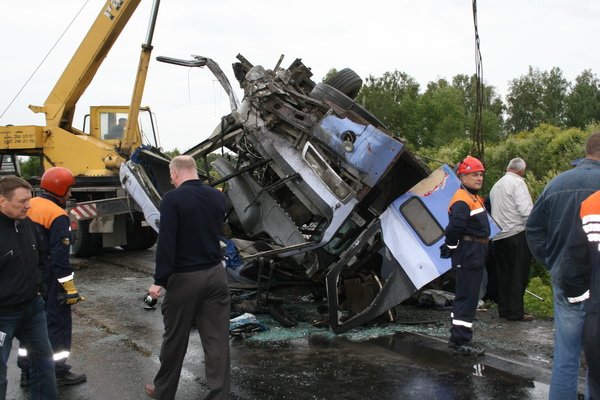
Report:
585,305,600,400
450,241,487,345
484,242,499,302
0,296,57,400
493,231,531,320
154,264,231,400
18,278,73,375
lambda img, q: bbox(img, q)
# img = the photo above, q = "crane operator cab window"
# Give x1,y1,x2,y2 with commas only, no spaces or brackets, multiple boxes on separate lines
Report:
102,112,128,140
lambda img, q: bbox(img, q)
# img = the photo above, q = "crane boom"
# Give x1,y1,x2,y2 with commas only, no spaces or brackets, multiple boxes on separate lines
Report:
1,0,163,256
30,0,141,130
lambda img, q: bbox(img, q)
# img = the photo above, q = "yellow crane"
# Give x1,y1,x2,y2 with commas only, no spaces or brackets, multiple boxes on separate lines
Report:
0,0,161,255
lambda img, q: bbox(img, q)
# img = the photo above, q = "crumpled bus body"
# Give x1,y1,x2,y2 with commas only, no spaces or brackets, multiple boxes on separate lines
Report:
121,55,498,333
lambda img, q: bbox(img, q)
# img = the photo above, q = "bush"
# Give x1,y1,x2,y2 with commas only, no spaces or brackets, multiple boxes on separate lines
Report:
524,275,553,318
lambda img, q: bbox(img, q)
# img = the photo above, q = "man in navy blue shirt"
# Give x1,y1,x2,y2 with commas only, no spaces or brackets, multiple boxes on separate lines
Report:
527,131,600,399
144,155,230,400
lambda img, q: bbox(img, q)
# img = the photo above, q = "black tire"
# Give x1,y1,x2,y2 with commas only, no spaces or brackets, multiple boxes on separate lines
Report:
71,220,102,257
310,82,386,129
121,214,157,251
324,68,363,99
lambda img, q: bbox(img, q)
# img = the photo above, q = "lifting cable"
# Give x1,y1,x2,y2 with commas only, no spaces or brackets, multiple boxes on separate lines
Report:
471,0,485,161
0,0,92,120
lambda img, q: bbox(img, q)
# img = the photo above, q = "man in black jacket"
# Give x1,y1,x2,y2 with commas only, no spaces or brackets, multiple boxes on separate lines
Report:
0,176,57,400
144,156,230,400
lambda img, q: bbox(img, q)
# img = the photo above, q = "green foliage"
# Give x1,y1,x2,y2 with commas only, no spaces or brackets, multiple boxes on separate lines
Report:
163,148,180,158
524,276,554,318
414,138,472,170
322,68,338,82
357,70,421,143
19,156,42,178
566,70,600,129
357,71,504,148
418,124,589,200
197,152,223,178
506,66,569,133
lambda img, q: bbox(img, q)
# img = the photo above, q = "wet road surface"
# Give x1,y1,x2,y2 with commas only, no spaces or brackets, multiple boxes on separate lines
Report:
5,248,551,399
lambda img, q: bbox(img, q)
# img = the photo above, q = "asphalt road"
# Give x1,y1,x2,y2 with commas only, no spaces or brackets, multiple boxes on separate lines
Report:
5,248,554,399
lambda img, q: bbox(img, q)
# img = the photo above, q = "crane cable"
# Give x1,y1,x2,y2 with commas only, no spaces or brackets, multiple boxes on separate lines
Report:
0,0,92,120
472,0,485,161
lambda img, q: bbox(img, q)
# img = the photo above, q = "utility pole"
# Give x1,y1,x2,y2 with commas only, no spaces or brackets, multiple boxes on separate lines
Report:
472,0,485,161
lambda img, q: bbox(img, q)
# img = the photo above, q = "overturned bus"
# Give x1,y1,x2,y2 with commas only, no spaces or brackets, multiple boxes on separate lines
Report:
120,54,497,333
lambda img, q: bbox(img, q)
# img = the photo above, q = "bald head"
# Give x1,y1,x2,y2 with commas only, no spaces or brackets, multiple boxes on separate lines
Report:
169,155,199,187
585,131,600,160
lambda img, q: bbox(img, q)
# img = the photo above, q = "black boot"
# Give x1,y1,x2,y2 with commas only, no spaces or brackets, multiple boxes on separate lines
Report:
56,370,87,387
449,342,485,356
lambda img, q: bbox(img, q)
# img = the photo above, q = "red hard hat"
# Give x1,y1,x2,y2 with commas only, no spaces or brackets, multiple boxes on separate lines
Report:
41,167,75,197
456,156,485,175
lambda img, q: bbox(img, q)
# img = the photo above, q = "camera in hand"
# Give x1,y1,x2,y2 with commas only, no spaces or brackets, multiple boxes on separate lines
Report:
143,292,157,309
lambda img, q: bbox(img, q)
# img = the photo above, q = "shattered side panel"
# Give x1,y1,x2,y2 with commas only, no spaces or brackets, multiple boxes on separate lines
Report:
380,209,446,290
313,114,404,189
381,166,455,287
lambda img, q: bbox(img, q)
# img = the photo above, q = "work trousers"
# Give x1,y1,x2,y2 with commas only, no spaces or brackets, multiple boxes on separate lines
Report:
584,302,599,400
549,282,585,400
18,279,73,375
450,241,487,345
0,296,57,400
493,231,531,320
154,264,231,400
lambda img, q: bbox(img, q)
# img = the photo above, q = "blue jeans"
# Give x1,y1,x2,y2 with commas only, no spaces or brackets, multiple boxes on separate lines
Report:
0,296,57,400
550,282,586,400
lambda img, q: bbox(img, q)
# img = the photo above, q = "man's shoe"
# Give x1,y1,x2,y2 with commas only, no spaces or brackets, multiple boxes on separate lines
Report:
507,313,534,322
56,371,87,387
20,372,29,388
521,313,534,321
144,383,157,399
450,343,485,356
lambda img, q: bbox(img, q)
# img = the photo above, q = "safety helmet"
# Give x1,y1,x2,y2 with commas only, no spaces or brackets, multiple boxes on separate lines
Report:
40,167,75,197
456,156,485,175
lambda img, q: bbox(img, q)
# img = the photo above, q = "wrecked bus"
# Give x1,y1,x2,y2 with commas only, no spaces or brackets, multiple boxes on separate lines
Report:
120,54,498,333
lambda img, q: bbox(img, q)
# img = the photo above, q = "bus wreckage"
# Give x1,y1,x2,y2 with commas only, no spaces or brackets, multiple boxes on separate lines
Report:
120,54,496,333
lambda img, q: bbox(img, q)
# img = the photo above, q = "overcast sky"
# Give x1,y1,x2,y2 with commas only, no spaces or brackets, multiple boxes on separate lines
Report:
1,0,598,152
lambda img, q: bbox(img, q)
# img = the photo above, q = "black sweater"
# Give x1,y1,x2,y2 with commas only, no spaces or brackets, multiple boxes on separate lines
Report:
153,180,226,287
0,213,45,308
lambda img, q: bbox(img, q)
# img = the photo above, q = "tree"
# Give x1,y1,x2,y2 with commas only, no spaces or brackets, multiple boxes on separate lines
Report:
451,74,505,144
506,67,569,133
418,124,589,200
163,148,180,159
19,156,42,178
356,70,421,143
322,68,338,82
542,67,569,127
356,71,505,149
416,79,466,147
565,69,600,129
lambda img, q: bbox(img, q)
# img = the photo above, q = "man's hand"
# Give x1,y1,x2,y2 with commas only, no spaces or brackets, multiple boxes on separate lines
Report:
58,277,85,305
440,243,456,258
148,284,164,300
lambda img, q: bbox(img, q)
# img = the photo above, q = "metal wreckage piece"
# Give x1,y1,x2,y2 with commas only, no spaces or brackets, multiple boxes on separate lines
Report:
122,54,468,333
